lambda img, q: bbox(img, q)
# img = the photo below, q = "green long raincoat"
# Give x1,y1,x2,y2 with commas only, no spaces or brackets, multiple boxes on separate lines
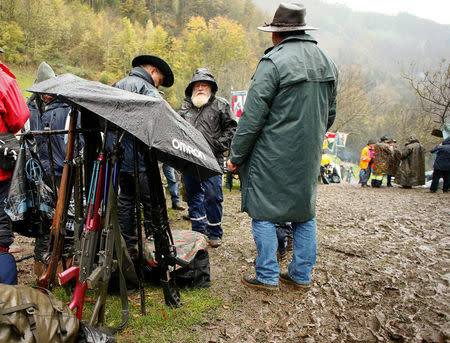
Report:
229,34,338,222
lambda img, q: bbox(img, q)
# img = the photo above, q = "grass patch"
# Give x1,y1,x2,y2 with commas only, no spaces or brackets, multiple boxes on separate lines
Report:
52,284,222,343
11,67,35,99
118,287,222,343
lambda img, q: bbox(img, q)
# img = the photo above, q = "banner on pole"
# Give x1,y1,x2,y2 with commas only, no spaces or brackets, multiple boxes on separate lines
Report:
323,132,336,150
336,132,349,147
231,91,247,121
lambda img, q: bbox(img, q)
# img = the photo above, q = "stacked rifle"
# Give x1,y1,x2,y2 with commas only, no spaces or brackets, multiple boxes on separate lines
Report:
32,108,185,330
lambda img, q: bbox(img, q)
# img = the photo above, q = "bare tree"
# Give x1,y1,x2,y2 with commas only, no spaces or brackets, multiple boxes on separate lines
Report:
331,65,380,133
402,59,450,135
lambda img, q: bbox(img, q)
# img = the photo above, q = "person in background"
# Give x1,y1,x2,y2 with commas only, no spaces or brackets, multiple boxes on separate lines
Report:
359,140,375,187
386,138,400,187
227,3,338,291
371,135,392,187
395,135,425,188
26,61,81,276
0,47,30,258
340,165,346,182
346,166,355,183
429,137,450,193
111,54,174,252
162,163,185,210
179,68,237,248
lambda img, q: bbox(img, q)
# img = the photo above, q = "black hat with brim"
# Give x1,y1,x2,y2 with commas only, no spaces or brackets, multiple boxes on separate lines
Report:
132,55,174,88
258,3,317,32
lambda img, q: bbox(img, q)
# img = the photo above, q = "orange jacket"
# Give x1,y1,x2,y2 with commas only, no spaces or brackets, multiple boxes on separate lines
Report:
359,145,372,169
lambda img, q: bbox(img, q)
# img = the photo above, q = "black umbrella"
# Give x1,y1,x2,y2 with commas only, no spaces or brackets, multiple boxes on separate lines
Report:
26,73,222,180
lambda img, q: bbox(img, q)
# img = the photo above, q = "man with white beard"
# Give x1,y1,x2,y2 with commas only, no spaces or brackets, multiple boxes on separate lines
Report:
178,68,237,247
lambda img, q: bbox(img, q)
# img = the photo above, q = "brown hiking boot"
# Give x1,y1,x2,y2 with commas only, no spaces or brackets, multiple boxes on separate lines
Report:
277,250,286,262
208,238,222,248
280,272,310,291
241,275,279,291
172,202,186,211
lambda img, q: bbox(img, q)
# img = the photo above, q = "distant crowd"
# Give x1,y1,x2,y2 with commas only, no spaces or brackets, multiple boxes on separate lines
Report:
358,135,449,192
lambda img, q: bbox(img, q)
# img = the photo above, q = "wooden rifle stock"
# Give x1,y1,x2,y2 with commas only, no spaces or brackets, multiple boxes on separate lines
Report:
38,107,78,290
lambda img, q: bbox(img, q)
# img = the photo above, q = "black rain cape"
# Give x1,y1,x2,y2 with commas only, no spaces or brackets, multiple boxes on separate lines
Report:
26,73,222,181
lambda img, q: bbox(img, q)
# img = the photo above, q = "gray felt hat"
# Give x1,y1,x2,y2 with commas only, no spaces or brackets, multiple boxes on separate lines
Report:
258,3,317,32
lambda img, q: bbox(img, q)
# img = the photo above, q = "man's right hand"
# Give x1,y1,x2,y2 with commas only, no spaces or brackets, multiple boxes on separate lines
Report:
227,160,238,172
0,140,18,161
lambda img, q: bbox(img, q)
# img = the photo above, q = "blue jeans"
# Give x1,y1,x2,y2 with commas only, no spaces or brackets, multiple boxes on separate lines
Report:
162,164,180,204
252,218,317,286
183,174,223,239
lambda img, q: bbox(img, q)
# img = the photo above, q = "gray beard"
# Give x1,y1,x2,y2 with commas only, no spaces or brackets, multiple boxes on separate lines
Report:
192,94,210,108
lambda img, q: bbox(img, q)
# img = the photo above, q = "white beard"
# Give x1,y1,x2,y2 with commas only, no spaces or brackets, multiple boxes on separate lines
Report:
192,93,210,108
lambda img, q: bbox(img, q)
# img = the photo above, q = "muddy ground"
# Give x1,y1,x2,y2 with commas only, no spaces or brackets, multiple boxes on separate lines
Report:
13,183,449,342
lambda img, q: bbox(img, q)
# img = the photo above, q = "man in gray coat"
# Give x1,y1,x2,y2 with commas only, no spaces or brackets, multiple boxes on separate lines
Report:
227,3,338,291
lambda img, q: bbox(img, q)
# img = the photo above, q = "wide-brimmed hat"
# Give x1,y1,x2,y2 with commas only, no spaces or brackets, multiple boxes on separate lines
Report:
258,2,317,32
185,68,218,97
367,139,376,145
132,54,174,87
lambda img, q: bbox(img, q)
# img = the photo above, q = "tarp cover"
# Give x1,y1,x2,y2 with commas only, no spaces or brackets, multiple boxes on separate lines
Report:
143,230,207,269
26,73,222,181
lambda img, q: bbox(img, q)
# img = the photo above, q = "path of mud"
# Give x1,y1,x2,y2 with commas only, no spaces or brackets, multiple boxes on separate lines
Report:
202,184,449,343
12,184,449,342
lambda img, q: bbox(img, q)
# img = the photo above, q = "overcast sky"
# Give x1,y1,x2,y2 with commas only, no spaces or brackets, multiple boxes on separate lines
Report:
323,0,450,25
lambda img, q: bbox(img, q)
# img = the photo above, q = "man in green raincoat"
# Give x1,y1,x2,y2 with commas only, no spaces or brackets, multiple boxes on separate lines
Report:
227,2,338,291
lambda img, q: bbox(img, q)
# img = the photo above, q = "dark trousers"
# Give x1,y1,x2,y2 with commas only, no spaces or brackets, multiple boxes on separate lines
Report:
118,172,153,251
359,167,371,186
430,169,450,192
387,175,393,186
184,174,223,239
0,179,13,249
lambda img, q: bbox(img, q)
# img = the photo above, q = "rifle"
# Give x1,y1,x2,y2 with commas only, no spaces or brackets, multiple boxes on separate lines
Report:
59,130,129,331
58,129,108,319
88,135,129,329
72,131,84,263
133,136,146,315
44,124,57,195
143,147,188,307
38,106,78,290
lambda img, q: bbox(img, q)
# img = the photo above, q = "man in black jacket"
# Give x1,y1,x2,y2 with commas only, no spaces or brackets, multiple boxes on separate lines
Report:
178,68,237,247
111,55,174,252
430,137,450,192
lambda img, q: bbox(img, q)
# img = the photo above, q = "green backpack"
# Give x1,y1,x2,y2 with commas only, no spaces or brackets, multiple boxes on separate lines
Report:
0,284,79,343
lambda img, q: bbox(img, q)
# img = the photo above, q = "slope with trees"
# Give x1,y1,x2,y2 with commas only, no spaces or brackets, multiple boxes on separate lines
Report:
1,0,449,162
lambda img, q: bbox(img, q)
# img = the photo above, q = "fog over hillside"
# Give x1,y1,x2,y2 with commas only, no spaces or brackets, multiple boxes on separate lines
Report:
253,0,450,76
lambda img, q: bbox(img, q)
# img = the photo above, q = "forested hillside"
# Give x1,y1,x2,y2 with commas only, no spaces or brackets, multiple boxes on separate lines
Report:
0,0,270,108
1,0,448,161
